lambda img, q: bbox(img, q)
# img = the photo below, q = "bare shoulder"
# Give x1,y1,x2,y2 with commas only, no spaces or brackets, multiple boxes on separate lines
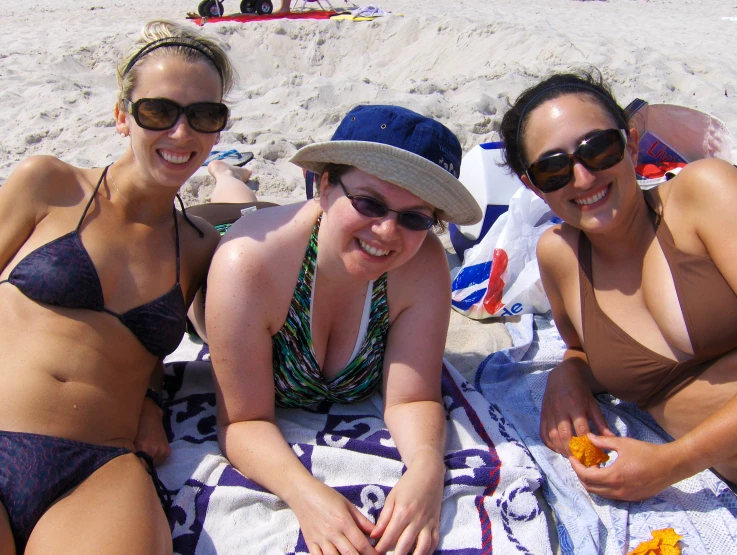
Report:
215,202,315,265
1,156,92,209
536,223,579,285
386,232,450,316
663,158,737,209
210,201,317,298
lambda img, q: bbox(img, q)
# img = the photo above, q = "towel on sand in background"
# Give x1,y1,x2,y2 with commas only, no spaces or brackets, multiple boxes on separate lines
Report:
160,334,555,554
188,10,337,26
476,312,737,555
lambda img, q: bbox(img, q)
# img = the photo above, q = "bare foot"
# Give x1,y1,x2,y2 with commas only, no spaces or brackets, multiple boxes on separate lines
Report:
276,0,291,12
207,160,253,183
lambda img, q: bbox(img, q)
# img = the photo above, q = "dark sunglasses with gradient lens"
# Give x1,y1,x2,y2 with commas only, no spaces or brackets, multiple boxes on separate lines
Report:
123,98,229,134
338,181,436,231
525,128,628,193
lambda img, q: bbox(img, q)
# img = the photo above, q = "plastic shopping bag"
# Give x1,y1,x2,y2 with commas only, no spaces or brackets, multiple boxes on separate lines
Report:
451,186,558,319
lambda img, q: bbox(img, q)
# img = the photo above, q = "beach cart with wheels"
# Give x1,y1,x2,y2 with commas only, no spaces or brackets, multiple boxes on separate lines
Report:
197,0,274,16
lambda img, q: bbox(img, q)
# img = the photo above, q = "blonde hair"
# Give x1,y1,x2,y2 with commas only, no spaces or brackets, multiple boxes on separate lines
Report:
116,20,235,106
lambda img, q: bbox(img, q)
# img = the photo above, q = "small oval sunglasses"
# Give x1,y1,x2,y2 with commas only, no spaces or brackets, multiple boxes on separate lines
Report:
123,98,229,134
338,180,436,231
525,128,628,193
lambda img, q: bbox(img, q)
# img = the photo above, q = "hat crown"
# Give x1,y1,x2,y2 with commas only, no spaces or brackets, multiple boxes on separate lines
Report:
331,105,462,179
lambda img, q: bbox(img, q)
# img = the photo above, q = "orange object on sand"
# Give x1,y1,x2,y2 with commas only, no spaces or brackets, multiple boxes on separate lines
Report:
569,435,609,467
628,527,683,555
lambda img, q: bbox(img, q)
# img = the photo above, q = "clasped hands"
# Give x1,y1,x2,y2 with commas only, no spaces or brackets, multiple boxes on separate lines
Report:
293,456,445,555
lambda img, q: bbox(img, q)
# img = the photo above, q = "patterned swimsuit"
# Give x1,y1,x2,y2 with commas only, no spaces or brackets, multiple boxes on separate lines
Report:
272,217,389,408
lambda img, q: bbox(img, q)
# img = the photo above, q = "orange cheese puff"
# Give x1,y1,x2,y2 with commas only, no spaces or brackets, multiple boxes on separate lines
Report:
652,528,683,546
569,435,609,467
628,528,683,555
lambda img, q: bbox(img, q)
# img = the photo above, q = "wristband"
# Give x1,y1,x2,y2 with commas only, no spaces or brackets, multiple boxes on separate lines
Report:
145,388,164,409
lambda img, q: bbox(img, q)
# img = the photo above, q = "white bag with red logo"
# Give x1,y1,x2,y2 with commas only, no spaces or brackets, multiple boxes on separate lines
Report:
451,186,557,319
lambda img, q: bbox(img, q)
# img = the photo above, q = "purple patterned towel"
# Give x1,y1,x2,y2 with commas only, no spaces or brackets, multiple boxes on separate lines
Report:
160,336,555,554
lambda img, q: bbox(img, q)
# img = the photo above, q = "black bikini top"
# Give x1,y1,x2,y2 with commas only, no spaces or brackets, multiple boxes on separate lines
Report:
0,166,187,358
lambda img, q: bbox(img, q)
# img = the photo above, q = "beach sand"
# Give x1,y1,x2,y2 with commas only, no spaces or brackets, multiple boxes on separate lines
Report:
3,0,736,378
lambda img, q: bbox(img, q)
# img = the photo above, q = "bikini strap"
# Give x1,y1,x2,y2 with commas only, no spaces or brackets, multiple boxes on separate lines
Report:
175,194,205,238
172,205,180,282
577,230,594,286
643,189,663,232
135,451,173,512
577,230,594,347
76,165,109,230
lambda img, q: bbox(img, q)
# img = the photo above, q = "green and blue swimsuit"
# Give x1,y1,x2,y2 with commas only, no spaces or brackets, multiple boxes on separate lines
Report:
272,217,389,408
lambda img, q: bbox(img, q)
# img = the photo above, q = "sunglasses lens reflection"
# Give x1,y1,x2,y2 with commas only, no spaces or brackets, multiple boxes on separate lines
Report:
137,99,179,130
529,129,626,193
131,99,228,133
341,182,435,231
188,103,229,133
353,197,388,218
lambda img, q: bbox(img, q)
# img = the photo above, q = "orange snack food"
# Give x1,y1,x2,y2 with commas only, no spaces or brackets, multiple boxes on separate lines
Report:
628,528,683,555
568,435,609,467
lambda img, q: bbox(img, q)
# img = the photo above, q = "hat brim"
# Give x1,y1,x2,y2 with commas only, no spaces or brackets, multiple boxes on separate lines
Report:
290,141,483,226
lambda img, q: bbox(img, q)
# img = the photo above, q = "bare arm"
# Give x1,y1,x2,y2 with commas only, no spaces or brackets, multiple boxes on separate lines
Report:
536,227,613,456
572,159,737,500
671,160,737,471
135,359,171,465
136,213,219,464
0,156,60,272
371,235,449,555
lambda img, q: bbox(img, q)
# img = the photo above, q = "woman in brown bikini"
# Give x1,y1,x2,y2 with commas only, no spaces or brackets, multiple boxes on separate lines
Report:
499,71,737,501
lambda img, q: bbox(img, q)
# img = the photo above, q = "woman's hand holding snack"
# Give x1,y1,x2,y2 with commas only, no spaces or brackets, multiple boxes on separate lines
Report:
569,434,685,501
540,357,614,456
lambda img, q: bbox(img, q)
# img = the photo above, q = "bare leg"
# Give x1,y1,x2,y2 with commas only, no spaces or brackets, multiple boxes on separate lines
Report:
276,0,291,13
208,160,257,204
26,453,171,555
0,503,16,555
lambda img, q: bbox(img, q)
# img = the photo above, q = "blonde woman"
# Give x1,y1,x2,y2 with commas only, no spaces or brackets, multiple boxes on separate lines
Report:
0,20,235,553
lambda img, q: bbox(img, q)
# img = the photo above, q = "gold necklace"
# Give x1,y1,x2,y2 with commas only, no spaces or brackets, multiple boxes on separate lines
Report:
107,166,141,215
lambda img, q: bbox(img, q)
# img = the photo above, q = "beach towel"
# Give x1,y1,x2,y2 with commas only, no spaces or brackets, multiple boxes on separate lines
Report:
188,10,338,26
160,333,556,554
475,313,737,554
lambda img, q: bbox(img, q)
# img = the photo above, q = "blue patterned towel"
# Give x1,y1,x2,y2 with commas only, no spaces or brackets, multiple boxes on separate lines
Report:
476,313,737,554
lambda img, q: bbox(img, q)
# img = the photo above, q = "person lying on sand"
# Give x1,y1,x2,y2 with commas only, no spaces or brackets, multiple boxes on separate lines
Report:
499,69,737,500
0,19,241,553
206,104,482,555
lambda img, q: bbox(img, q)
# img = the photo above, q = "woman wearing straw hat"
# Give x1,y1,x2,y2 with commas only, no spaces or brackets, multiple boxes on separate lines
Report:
207,105,482,555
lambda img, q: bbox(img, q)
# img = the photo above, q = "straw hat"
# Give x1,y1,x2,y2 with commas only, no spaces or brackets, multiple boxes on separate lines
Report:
290,105,483,226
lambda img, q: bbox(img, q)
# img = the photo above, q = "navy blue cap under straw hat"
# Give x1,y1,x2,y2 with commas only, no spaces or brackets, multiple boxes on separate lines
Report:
290,105,482,225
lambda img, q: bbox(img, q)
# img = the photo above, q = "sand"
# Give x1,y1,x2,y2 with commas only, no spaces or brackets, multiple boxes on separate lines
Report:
3,0,736,378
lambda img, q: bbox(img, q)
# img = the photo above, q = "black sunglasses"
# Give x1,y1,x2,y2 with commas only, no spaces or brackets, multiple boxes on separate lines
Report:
525,128,628,193
338,181,436,231
123,98,229,134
